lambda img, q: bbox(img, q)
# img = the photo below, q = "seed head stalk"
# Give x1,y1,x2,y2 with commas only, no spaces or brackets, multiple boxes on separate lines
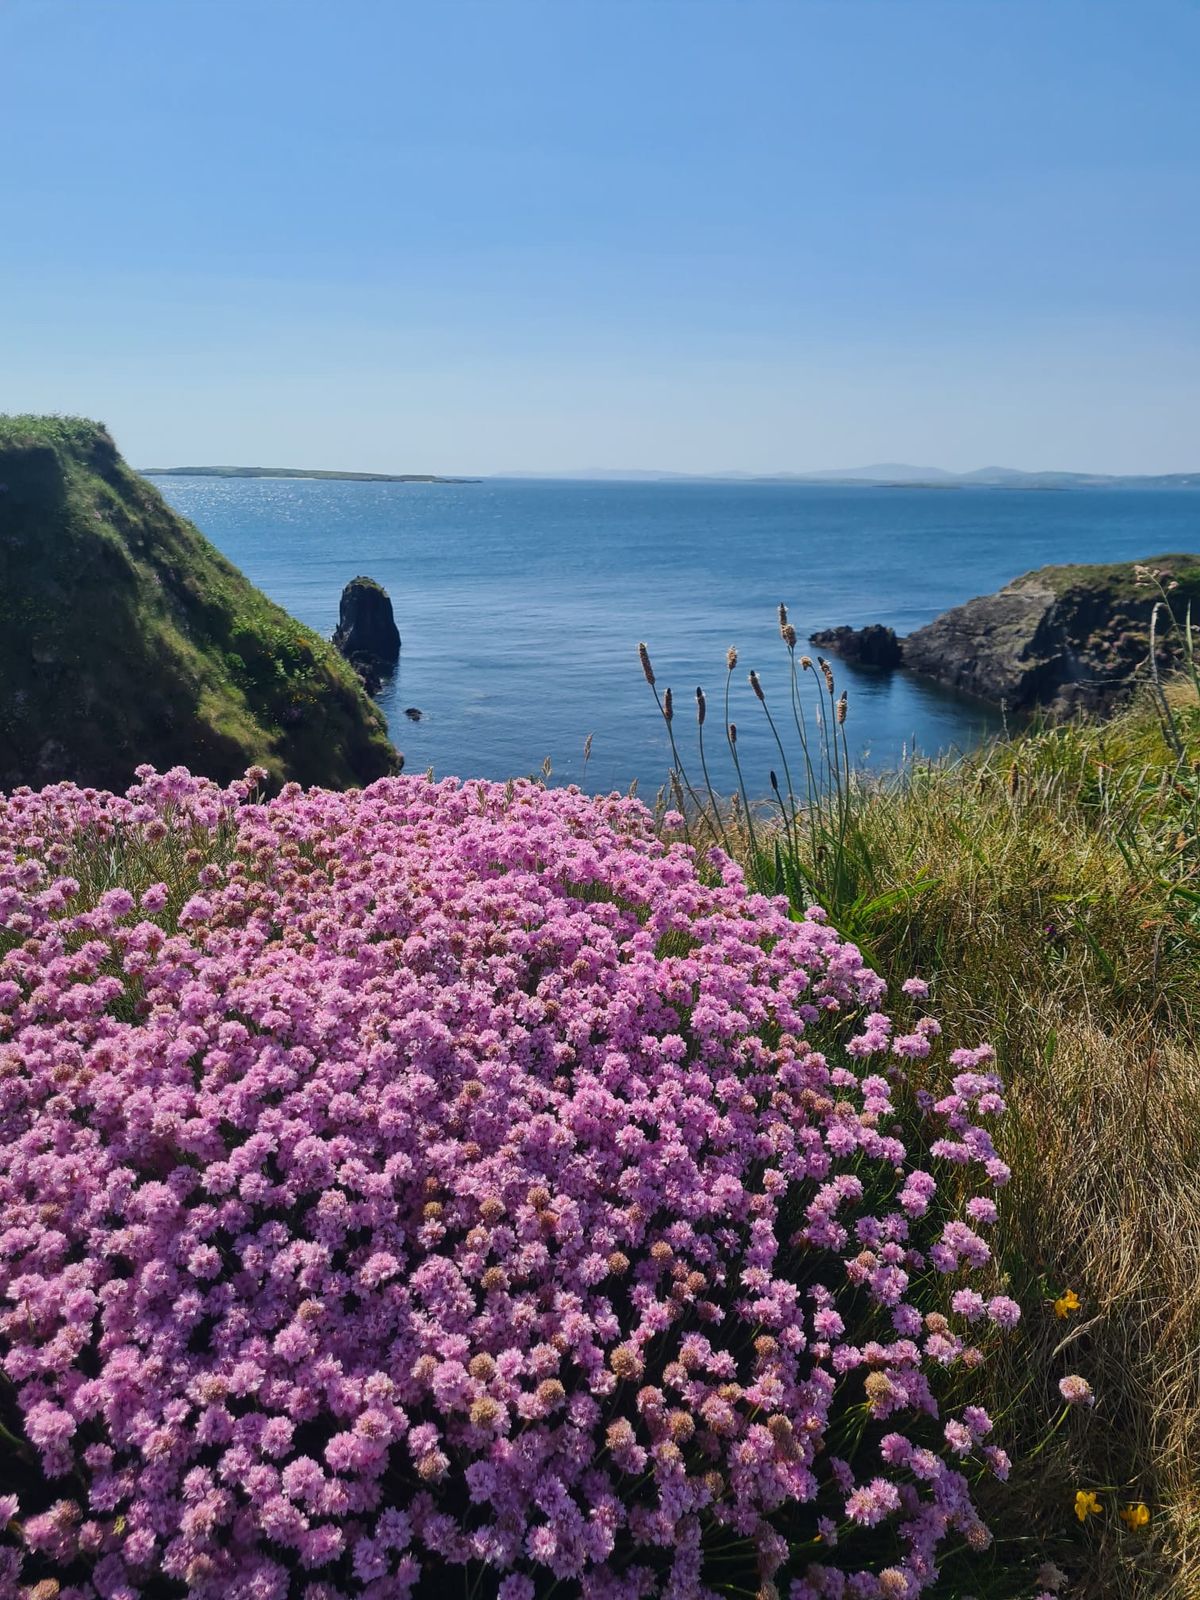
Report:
748,669,800,860
787,653,818,807
724,717,762,863
812,658,854,892
722,649,761,861
695,686,734,856
1148,603,1184,759
784,644,857,917
638,643,714,846
816,657,841,799
781,638,824,891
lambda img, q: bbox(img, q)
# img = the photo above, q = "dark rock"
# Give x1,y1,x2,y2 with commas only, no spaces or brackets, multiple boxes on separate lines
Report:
332,576,401,673
809,623,904,670
404,707,422,721
353,661,384,697
899,554,1200,715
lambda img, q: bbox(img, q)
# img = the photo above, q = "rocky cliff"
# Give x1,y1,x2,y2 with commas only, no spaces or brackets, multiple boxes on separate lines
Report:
812,555,1200,716
0,416,401,791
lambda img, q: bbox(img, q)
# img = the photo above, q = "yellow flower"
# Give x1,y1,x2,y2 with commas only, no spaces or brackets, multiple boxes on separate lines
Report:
1054,1289,1081,1319
1074,1490,1103,1522
1119,1502,1150,1530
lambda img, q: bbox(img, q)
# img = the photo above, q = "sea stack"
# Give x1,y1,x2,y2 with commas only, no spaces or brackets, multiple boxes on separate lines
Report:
332,576,401,689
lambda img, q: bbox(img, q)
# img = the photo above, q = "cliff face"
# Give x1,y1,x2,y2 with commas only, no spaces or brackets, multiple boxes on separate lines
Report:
0,416,401,791
899,556,1200,715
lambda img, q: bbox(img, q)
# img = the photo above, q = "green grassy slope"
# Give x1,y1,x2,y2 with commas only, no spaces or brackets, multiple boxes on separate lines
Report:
0,415,400,791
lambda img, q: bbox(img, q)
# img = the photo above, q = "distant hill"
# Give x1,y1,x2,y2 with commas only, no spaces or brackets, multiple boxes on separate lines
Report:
0,417,401,791
782,463,1199,488
787,462,958,484
495,465,1200,488
142,465,477,483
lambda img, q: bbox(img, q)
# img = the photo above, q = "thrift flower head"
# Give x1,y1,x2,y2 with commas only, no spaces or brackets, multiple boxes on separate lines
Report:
0,767,1018,1598
1059,1375,1095,1408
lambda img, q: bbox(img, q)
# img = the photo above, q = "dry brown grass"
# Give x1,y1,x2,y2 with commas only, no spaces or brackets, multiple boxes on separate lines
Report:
967,1021,1200,1599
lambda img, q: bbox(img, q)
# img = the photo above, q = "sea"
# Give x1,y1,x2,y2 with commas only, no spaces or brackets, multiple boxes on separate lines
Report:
154,477,1199,797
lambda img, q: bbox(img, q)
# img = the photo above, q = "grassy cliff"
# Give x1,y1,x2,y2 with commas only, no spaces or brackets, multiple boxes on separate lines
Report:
900,553,1200,715
0,416,400,790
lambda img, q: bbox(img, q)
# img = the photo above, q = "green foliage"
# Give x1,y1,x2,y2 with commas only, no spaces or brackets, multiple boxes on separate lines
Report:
1033,552,1200,603
0,414,400,791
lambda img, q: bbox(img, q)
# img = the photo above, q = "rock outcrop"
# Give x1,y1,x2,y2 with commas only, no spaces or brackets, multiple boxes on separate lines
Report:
811,555,1200,716
332,576,401,691
809,623,903,669
0,416,401,791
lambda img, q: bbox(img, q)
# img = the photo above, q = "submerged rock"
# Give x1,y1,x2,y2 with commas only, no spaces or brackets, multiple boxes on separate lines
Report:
809,623,903,669
332,576,401,675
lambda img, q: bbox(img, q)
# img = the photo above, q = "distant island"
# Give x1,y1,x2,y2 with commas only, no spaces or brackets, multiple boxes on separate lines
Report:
141,465,479,483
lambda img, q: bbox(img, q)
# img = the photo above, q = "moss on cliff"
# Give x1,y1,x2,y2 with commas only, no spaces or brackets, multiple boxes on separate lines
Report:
0,415,401,790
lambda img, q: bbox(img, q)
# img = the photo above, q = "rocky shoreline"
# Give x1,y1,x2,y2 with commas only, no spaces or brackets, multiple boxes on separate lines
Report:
811,554,1200,716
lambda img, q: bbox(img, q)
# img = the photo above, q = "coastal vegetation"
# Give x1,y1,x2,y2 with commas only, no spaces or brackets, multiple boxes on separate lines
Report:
639,582,1200,1599
0,416,400,793
0,767,1015,1599
1,658,1194,1600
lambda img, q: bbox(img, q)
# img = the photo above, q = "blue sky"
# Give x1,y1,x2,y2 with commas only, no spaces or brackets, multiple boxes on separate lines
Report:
3,0,1198,474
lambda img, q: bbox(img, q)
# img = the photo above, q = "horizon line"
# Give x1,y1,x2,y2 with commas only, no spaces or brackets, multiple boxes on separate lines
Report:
139,462,1200,485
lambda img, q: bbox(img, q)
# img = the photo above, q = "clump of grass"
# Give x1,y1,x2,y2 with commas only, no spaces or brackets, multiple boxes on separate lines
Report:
640,595,1200,1600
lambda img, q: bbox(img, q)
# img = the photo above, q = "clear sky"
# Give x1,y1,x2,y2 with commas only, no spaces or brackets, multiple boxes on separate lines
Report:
3,0,1198,475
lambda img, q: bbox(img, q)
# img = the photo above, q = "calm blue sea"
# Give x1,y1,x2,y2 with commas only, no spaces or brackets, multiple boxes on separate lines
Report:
153,477,1199,795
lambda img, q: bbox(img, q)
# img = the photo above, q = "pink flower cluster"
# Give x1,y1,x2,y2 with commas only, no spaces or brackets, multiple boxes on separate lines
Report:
0,768,1017,1599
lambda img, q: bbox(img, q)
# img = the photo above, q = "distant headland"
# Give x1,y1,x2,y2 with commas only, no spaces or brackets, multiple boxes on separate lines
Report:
141,465,479,483
494,464,1200,488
